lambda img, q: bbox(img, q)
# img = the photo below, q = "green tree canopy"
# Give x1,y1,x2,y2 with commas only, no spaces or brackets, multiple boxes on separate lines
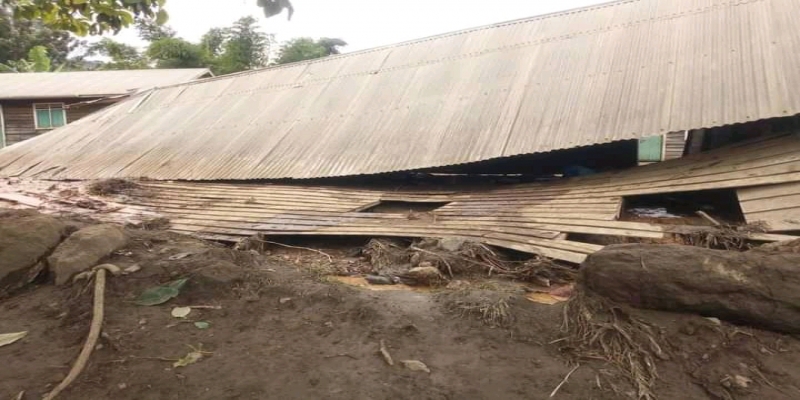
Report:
0,45,60,72
1,0,168,36
214,16,272,75
0,7,74,66
147,38,205,69
275,37,347,65
85,38,148,70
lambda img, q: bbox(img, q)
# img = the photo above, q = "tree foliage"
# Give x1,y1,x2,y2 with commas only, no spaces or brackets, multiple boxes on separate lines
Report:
136,18,175,42
214,16,272,74
0,7,74,65
0,45,60,72
85,38,148,70
275,37,347,65
1,0,168,36
147,38,205,69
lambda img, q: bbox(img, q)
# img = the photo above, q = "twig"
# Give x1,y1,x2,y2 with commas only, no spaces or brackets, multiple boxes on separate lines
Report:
14,391,24,400
188,305,223,310
253,238,333,262
696,211,722,226
409,246,454,277
550,364,581,398
130,356,181,362
379,339,394,366
43,267,112,400
324,353,358,360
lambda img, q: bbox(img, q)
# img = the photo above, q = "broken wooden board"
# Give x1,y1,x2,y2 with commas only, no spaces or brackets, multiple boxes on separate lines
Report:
738,182,800,232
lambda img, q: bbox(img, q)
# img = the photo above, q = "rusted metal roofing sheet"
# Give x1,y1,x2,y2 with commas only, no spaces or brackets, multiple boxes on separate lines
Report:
739,182,800,232
0,0,798,180
0,69,212,100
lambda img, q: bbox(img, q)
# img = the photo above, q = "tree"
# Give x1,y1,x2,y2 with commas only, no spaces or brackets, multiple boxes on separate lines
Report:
85,38,148,70
1,0,168,36
136,18,176,42
275,37,347,65
214,16,271,75
0,45,61,72
147,38,205,69
0,7,75,66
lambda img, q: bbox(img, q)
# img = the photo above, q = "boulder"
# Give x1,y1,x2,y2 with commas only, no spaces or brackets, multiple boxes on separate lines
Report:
581,244,800,333
48,224,129,285
0,210,66,296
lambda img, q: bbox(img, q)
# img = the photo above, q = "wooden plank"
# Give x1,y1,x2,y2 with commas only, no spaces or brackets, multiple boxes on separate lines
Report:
738,182,800,232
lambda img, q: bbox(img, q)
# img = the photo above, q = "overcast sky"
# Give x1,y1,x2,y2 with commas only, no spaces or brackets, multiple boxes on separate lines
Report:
111,0,609,53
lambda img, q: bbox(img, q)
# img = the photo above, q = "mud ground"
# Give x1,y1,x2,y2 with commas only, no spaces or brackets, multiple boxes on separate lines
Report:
2,215,800,399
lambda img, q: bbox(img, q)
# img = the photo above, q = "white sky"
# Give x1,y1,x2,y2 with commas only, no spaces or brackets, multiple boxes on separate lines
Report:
109,0,609,53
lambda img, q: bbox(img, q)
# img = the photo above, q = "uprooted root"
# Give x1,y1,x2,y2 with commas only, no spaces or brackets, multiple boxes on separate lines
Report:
87,179,140,196
680,222,769,251
443,290,514,328
403,239,575,284
560,291,667,400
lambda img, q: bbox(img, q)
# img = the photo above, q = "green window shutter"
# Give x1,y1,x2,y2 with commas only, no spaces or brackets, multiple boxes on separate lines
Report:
638,136,664,162
50,108,66,127
36,109,52,128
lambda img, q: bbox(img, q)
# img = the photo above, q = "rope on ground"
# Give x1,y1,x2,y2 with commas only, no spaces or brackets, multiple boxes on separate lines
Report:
43,265,114,400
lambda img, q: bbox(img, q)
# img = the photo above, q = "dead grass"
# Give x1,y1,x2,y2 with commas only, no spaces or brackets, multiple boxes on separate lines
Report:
680,222,769,251
442,290,514,328
363,239,410,269
87,179,139,196
560,291,667,400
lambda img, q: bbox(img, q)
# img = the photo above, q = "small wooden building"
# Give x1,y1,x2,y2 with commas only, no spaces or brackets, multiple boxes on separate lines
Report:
0,69,211,147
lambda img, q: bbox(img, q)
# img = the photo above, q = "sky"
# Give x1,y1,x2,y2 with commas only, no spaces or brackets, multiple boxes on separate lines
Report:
110,0,609,53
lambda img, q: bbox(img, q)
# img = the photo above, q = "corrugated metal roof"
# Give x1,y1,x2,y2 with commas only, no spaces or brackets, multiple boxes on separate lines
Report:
0,0,798,180
0,69,212,100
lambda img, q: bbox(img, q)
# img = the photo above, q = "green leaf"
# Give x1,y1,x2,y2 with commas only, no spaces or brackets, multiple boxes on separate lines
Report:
135,286,180,306
156,9,169,25
194,321,211,330
167,278,189,290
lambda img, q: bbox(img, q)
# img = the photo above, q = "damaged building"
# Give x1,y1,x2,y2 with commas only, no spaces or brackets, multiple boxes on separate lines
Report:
0,0,799,263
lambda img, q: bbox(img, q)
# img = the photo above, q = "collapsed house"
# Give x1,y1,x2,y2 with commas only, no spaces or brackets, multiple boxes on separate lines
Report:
0,0,798,263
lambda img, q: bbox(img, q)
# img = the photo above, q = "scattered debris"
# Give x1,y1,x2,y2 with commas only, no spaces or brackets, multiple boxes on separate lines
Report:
0,331,27,347
561,292,664,400
279,297,293,304
173,345,212,368
135,278,189,306
87,179,139,196
364,275,397,285
550,365,580,398
123,264,142,274
378,339,394,366
400,360,431,373
168,252,193,261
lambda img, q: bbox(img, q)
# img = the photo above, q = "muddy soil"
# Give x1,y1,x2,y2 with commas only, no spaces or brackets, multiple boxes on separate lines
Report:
2,214,800,399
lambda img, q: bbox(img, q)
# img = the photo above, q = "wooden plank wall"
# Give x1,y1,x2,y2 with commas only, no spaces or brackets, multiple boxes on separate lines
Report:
1,99,108,145
120,133,800,264
738,182,800,232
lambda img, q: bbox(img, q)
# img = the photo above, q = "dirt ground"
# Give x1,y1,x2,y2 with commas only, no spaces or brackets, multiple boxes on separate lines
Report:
2,213,800,399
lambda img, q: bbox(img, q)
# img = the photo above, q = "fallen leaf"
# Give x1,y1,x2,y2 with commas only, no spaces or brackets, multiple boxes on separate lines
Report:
279,297,292,304
0,331,27,348
173,351,204,368
135,286,180,306
167,278,189,290
171,307,192,319
194,321,211,330
400,360,431,373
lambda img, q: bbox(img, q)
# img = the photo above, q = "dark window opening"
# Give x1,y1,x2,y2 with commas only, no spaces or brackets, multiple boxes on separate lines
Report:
621,189,744,225
358,201,451,214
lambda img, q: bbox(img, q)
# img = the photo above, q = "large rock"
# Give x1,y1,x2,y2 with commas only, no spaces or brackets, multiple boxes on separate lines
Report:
0,210,66,296
49,224,129,285
581,244,800,334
